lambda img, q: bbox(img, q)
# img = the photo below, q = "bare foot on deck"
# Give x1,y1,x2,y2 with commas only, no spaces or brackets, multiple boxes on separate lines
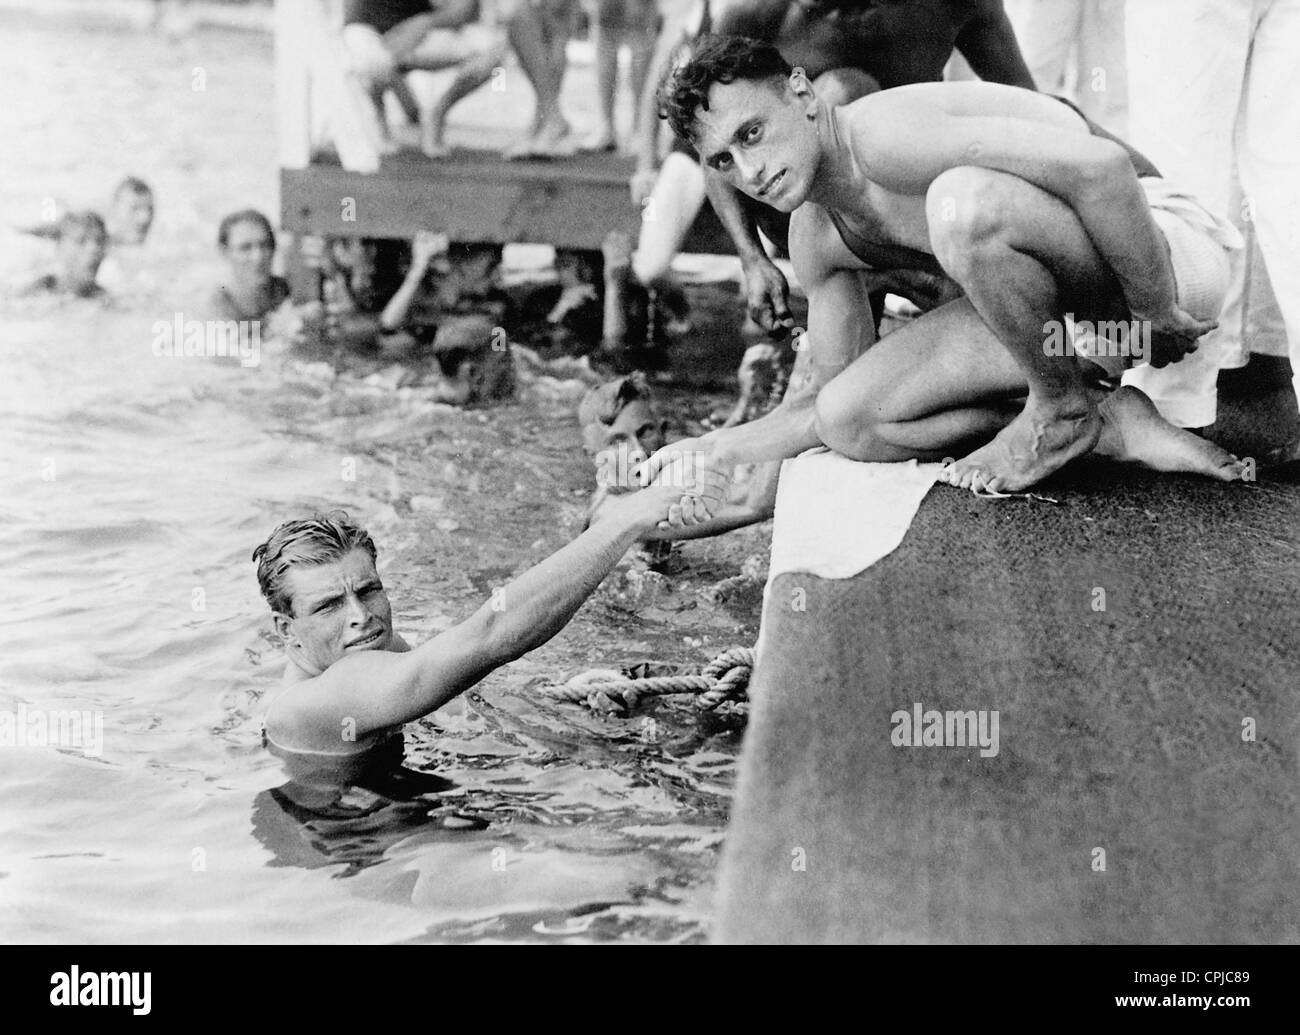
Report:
1093,386,1245,480
579,127,617,153
940,397,1102,493
504,117,576,159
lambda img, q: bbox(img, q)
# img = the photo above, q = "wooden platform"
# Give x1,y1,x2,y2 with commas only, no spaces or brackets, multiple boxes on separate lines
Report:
280,148,734,254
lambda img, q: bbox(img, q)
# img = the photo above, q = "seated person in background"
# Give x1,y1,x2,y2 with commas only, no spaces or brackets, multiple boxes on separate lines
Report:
579,373,777,540
11,211,109,300
499,0,579,157
256,486,719,771
342,0,508,157
209,209,291,322
580,0,660,152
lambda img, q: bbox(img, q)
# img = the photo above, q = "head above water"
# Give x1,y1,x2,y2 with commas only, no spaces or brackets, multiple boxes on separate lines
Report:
109,176,155,244
253,512,394,674
218,209,277,285
55,210,109,295
661,35,821,213
577,373,667,461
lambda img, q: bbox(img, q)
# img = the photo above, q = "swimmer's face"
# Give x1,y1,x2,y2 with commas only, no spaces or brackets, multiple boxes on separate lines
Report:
111,191,154,244
695,72,820,214
57,226,108,294
222,220,275,283
584,398,668,474
275,548,394,673
331,239,378,306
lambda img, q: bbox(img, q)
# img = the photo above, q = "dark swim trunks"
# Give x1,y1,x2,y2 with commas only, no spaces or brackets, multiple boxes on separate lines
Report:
344,0,435,34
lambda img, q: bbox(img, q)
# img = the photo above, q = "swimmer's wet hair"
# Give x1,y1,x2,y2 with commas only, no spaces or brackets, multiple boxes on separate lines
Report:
252,511,378,617
659,35,793,145
577,372,653,430
218,208,276,250
58,210,108,243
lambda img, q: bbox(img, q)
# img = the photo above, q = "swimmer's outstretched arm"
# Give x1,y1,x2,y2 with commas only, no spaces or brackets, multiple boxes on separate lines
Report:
279,484,699,739
637,231,872,507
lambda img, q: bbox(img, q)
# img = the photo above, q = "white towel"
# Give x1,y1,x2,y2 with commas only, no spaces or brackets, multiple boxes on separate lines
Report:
756,451,942,661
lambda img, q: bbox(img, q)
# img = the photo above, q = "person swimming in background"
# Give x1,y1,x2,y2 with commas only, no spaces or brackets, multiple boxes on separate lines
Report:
10,210,109,299
255,479,721,782
98,176,158,296
579,373,777,542
106,176,155,246
208,209,291,322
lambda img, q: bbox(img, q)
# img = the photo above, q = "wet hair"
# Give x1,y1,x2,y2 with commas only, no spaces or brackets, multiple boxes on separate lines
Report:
113,176,153,199
252,511,378,617
577,373,653,430
218,209,276,250
659,35,793,144
57,210,108,244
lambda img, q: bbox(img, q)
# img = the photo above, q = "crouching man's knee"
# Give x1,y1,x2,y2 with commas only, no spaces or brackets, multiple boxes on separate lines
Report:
925,166,1017,279
814,377,881,460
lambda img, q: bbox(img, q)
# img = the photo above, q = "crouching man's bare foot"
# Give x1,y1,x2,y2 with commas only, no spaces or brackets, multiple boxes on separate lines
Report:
1093,385,1246,481
940,396,1102,493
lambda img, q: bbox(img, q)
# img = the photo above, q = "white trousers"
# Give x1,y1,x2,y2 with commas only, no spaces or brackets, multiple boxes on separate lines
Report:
1004,0,1130,137
1123,0,1300,426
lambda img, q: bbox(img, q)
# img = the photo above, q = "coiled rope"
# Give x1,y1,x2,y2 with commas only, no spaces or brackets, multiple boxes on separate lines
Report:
538,646,755,715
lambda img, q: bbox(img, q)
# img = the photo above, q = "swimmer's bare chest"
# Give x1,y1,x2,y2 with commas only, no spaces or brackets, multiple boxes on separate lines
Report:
825,182,938,269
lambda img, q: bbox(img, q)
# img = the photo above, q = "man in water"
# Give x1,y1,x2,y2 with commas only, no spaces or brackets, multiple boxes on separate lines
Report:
255,479,717,768
105,176,155,246
11,211,108,299
636,36,1246,497
579,373,777,538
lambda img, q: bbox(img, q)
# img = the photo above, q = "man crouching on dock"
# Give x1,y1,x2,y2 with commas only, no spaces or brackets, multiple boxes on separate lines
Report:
637,36,1247,500
256,471,719,772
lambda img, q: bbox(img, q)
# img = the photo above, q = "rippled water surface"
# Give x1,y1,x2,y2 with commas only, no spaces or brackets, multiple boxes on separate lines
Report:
0,13,768,943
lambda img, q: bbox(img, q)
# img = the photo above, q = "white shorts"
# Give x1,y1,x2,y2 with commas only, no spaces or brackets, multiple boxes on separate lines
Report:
1073,177,1243,376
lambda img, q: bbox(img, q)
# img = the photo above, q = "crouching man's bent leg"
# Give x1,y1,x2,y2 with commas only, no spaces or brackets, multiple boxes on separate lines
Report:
926,166,1114,492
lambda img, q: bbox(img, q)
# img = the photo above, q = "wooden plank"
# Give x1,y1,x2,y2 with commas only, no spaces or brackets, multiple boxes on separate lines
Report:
281,150,738,255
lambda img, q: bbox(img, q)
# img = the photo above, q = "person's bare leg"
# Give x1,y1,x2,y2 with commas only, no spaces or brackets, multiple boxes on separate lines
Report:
584,2,618,151
602,229,633,349
421,53,501,157
815,295,1246,481
630,151,706,287
927,167,1117,491
503,1,573,156
624,24,654,148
